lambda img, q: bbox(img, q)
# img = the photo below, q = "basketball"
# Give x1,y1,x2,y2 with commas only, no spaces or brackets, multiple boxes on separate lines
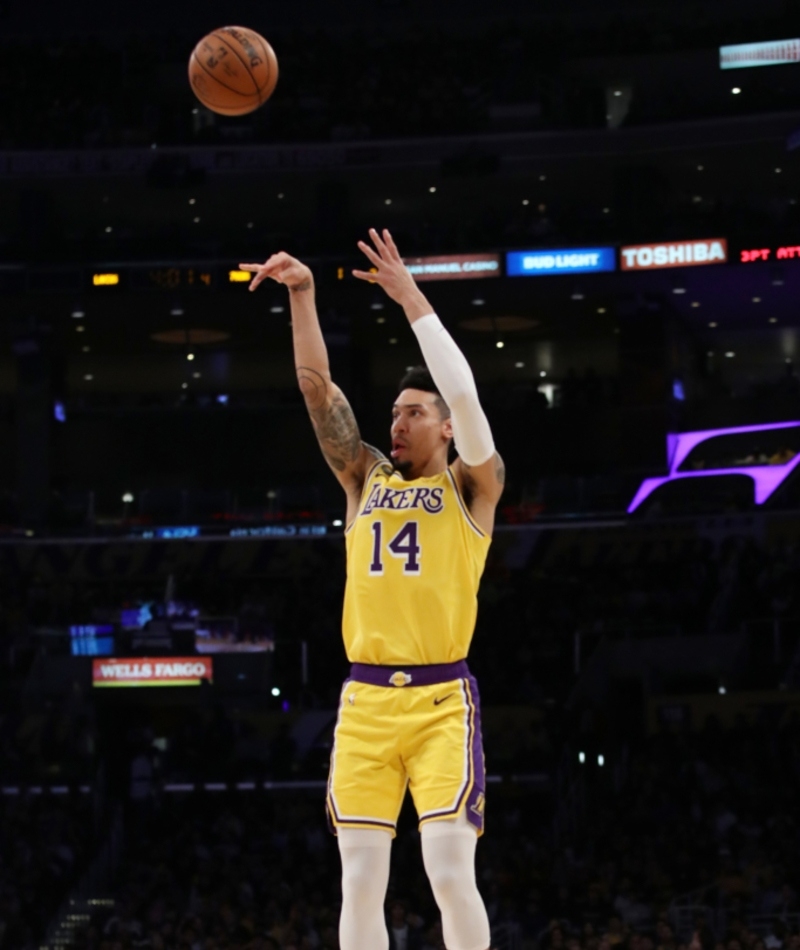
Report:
188,26,279,116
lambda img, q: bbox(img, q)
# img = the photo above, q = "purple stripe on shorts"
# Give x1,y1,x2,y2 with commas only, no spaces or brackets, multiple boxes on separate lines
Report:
417,672,487,834
349,659,470,687
463,673,486,834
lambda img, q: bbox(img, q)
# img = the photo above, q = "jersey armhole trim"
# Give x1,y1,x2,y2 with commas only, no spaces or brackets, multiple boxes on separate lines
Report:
344,456,388,534
446,468,488,539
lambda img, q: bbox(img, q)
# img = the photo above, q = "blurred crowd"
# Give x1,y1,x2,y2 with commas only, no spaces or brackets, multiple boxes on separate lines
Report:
3,527,800,788
11,527,800,715
2,520,800,947
44,709,800,950
0,793,95,949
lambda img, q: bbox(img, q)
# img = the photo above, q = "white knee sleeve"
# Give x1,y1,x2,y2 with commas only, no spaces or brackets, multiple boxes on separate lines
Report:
338,828,392,950
421,814,491,950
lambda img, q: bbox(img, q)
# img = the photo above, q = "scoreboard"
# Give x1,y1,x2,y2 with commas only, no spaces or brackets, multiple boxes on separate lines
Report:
0,263,221,294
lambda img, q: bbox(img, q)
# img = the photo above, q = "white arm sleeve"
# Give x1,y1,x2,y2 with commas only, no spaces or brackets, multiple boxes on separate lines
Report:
410,313,495,466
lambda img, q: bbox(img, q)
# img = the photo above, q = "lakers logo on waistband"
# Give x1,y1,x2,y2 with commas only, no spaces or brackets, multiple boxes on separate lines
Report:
390,671,413,687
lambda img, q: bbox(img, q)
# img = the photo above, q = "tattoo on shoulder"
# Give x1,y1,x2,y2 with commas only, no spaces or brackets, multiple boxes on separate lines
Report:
308,389,362,474
461,452,505,487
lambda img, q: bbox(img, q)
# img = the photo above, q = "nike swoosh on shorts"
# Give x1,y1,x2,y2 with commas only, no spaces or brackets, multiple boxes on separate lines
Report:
433,693,455,705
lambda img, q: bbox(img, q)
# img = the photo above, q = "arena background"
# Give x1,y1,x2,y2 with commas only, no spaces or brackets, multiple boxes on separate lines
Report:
2,2,800,949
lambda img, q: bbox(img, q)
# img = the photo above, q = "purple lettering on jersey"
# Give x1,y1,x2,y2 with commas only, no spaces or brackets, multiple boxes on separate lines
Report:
413,488,430,508
360,482,446,516
422,487,445,513
378,489,400,509
361,484,383,516
395,489,413,510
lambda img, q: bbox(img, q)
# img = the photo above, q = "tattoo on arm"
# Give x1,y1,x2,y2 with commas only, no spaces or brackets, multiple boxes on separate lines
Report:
296,367,362,473
296,366,375,478
311,394,362,473
290,279,313,293
461,452,505,487
296,365,329,412
362,442,385,462
495,453,506,486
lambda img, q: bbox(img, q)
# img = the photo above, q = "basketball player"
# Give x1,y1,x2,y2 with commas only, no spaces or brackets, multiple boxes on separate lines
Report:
240,229,503,950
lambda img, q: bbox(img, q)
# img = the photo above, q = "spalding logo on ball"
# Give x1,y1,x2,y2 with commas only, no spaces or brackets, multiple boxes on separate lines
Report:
189,26,278,116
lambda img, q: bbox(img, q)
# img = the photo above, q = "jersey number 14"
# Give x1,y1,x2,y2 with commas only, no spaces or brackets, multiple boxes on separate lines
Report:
370,521,420,575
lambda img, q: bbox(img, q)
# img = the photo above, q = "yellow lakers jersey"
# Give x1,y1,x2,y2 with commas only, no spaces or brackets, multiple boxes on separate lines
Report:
342,460,492,666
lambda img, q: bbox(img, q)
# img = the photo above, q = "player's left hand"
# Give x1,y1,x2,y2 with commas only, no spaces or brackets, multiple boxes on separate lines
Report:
353,229,419,305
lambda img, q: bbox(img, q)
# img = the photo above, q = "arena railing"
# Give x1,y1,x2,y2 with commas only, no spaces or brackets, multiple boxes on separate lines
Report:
668,886,722,941
670,890,800,943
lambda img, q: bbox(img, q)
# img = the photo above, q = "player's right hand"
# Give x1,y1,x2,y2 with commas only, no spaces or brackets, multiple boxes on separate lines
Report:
238,252,313,293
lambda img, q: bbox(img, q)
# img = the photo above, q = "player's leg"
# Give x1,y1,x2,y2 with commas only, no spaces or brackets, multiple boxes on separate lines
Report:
421,811,491,950
338,827,393,950
405,672,491,950
328,681,406,950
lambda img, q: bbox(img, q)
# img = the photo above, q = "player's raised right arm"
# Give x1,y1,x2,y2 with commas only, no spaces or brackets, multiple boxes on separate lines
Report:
238,253,379,507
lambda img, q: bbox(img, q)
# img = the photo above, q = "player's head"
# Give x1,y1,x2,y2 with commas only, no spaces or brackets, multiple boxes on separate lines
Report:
391,366,452,477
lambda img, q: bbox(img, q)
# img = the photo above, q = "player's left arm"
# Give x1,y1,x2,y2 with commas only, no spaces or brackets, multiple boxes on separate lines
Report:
452,450,505,534
354,228,504,535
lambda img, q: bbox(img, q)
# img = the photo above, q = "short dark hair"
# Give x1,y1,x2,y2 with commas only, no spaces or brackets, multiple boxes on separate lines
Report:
398,366,450,419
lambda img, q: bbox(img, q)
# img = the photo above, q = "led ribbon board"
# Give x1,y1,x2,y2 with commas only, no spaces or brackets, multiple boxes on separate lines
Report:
720,39,800,69
740,245,800,263
403,254,501,282
506,247,616,276
620,239,727,271
628,422,800,513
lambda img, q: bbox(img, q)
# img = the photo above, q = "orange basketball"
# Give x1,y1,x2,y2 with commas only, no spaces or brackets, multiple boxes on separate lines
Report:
188,26,279,116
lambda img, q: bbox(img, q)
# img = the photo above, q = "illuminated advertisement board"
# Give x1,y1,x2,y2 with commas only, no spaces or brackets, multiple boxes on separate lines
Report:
620,239,728,271
740,245,800,263
403,254,501,281
92,657,213,687
628,422,800,513
506,247,616,276
720,39,800,70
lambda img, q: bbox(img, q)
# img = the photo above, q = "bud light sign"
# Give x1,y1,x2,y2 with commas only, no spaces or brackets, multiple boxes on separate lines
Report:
506,247,616,276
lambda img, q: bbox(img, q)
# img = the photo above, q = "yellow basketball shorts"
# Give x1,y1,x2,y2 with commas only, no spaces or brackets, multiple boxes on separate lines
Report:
326,660,486,838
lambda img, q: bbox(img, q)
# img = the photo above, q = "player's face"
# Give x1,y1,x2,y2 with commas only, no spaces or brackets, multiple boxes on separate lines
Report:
390,389,452,476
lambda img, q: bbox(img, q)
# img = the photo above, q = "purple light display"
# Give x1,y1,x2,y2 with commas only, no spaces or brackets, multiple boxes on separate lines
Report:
628,421,800,513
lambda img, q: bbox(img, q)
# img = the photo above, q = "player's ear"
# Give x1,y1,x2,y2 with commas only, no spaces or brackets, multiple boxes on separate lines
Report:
442,416,453,441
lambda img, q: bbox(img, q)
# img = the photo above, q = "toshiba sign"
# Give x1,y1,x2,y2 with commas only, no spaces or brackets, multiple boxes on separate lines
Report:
92,657,213,687
620,240,728,271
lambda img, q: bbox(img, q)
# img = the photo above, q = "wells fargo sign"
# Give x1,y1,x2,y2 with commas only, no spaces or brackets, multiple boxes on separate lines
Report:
92,657,213,687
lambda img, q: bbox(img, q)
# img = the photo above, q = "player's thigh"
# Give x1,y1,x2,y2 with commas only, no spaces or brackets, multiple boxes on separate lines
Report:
327,683,407,834
404,678,486,832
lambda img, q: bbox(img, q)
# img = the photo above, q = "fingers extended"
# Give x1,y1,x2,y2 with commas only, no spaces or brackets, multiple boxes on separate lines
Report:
381,229,401,260
357,240,383,268
368,227,390,257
